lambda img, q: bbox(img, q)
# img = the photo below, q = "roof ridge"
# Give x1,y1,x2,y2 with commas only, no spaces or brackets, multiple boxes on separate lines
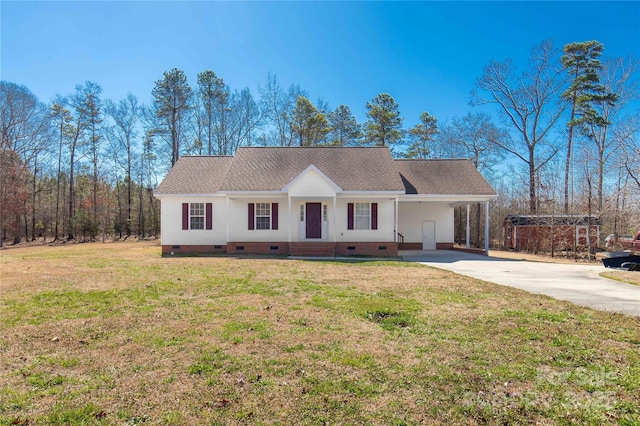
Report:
180,155,234,158
394,158,470,161
236,146,390,149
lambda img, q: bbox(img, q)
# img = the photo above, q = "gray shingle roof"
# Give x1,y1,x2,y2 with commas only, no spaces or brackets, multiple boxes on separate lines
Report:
155,148,496,197
220,147,405,191
395,159,496,195
155,156,234,194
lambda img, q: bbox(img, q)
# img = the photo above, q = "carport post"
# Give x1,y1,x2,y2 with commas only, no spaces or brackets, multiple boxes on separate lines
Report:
485,202,490,255
466,204,470,248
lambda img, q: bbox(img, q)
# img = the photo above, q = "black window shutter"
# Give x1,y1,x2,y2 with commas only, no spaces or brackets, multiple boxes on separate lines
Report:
248,203,255,230
272,203,278,230
347,203,354,230
371,203,378,230
182,203,189,230
206,203,213,230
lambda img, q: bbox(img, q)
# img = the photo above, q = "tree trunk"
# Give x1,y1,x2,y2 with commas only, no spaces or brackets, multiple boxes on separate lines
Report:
528,146,537,214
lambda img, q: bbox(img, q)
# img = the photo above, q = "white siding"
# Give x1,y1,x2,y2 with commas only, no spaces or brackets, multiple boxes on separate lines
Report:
159,196,228,246
336,198,396,242
398,202,454,244
227,196,290,241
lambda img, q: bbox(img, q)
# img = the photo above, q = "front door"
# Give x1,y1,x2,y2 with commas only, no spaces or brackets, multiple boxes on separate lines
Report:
306,203,322,239
422,221,436,250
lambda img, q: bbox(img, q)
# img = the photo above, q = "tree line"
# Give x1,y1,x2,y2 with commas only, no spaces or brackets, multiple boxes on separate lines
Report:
1,39,639,248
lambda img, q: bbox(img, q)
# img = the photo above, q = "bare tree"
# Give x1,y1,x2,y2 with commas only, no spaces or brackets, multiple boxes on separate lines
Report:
106,93,140,237
587,56,640,211
259,73,307,146
621,112,640,191
472,40,569,213
50,100,73,240
439,112,506,247
235,87,262,148
0,81,50,244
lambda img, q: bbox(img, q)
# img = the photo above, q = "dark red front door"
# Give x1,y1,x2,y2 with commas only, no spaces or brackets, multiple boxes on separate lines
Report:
306,203,322,239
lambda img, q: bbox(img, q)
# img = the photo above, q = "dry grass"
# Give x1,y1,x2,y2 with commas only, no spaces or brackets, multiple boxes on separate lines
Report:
601,270,640,286
1,241,639,425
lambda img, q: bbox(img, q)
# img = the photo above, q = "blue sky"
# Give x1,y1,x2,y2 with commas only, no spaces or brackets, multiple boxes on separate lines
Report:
2,1,639,128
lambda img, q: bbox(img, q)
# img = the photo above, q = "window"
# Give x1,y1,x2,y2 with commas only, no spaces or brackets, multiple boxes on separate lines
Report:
248,202,278,230
190,203,205,230
347,202,377,231
182,202,212,230
355,203,370,230
256,203,271,230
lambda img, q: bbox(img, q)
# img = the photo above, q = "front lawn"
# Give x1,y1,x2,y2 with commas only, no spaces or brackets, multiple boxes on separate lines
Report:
1,241,638,425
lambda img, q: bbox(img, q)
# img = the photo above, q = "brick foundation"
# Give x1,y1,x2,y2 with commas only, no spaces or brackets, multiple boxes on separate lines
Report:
436,242,454,250
398,242,454,250
335,242,398,257
226,242,290,256
162,241,399,257
162,245,226,255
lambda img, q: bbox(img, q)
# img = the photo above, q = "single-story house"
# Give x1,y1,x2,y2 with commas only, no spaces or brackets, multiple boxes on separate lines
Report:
154,147,497,257
503,215,600,251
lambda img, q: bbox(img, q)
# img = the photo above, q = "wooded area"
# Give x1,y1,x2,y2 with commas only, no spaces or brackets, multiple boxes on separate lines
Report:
1,40,639,249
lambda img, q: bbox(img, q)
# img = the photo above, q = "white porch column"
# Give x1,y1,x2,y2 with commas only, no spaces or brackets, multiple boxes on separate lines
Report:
485,201,490,255
287,195,292,243
395,197,399,243
466,204,470,248
226,196,230,243
333,195,337,242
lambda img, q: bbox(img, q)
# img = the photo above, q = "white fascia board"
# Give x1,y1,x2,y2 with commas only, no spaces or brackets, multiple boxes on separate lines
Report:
280,164,343,193
154,193,226,198
340,191,404,199
399,194,497,204
220,191,284,199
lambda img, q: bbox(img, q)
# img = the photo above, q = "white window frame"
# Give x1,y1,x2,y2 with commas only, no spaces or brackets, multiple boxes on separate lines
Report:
355,202,370,230
190,202,205,230
256,202,271,230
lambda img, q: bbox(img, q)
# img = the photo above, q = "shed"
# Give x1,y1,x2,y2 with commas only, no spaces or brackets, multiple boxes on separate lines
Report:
503,215,600,251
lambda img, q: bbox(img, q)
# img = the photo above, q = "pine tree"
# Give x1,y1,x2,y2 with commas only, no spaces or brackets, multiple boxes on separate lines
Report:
405,112,438,158
560,40,618,213
289,96,330,146
327,105,361,146
363,93,404,147
151,68,192,166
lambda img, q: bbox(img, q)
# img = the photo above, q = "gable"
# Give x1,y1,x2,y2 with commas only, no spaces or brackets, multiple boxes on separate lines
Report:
283,165,342,197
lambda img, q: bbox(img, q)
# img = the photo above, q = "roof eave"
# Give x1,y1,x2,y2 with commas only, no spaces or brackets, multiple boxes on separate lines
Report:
399,194,497,203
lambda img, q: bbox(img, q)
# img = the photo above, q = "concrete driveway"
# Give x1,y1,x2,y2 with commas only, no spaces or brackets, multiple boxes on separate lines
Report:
401,250,640,317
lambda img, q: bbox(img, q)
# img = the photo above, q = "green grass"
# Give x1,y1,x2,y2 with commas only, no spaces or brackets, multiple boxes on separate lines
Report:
0,240,638,425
